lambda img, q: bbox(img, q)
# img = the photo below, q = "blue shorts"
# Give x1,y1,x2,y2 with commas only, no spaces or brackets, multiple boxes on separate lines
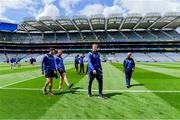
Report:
45,70,55,78
58,69,66,75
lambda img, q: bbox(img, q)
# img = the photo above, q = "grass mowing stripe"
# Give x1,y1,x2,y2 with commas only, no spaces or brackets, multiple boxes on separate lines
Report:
0,76,42,88
133,63,180,112
3,87,180,93
3,64,75,89
109,62,146,90
111,62,180,90
0,65,41,71
76,62,144,91
0,63,39,67
139,63,180,69
1,62,180,119
40,62,180,119
0,66,86,119
76,62,127,90
111,62,180,112
139,62,180,68
0,70,42,88
0,63,74,75
137,64,180,78
139,62,180,65
0,66,40,75
39,65,89,119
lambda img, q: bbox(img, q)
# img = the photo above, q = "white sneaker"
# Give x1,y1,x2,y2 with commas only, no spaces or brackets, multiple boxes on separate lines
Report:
59,88,62,94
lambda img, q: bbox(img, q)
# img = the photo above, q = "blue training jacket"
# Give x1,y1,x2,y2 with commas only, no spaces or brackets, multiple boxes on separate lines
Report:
79,56,84,64
10,58,15,63
74,56,79,63
41,54,56,72
87,51,102,74
55,55,65,70
123,58,135,71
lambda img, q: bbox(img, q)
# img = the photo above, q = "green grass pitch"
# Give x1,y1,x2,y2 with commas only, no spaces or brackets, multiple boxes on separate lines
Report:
0,62,180,119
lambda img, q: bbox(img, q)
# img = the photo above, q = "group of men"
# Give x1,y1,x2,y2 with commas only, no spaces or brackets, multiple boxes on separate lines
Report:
30,57,36,65
10,57,21,69
41,48,73,96
74,54,85,74
41,44,135,99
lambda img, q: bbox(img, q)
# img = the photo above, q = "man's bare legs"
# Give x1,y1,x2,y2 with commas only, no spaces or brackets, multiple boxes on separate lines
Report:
59,73,73,93
43,77,53,95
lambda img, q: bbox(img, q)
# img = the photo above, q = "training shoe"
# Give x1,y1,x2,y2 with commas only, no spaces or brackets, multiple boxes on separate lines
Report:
42,87,47,95
59,88,62,94
126,86,131,89
49,92,54,96
98,94,107,100
69,83,73,89
88,94,92,97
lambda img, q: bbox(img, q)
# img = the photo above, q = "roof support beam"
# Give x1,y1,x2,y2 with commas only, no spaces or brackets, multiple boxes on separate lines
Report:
133,18,144,29
70,20,80,31
147,31,158,39
55,20,68,32
38,21,53,31
134,31,143,40
105,18,107,31
70,20,84,40
19,24,29,32
162,17,179,29
161,30,173,39
147,17,162,29
88,19,94,32
24,22,42,32
119,31,128,40
119,18,125,30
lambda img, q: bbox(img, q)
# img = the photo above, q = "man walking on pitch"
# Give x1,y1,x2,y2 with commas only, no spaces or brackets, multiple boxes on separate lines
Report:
74,54,79,73
79,54,85,74
41,48,57,96
10,57,15,69
55,49,73,93
87,44,106,99
123,52,135,88
30,57,34,65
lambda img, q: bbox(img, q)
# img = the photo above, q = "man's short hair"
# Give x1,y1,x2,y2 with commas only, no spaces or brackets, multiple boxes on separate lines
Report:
127,52,132,57
49,48,55,51
92,43,98,47
58,48,62,51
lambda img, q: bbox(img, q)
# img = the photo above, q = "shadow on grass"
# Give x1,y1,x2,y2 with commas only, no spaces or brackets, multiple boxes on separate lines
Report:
110,62,180,111
130,84,144,88
93,92,123,98
104,92,123,98
54,87,84,95
0,67,86,119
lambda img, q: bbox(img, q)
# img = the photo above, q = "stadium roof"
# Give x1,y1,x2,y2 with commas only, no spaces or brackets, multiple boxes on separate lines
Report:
18,12,180,33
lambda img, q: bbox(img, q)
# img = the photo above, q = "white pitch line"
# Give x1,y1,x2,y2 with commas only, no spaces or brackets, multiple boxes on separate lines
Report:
1,87,180,93
0,76,43,89
0,64,74,89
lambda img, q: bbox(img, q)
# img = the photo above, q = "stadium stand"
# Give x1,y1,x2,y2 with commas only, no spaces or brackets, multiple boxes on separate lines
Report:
0,12,180,62
56,33,68,42
122,31,142,41
147,53,172,62
95,32,111,41
69,32,82,41
135,31,157,41
108,31,126,41
1,30,179,42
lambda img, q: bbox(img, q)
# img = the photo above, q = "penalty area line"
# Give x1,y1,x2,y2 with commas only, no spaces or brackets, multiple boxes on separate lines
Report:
0,87,180,93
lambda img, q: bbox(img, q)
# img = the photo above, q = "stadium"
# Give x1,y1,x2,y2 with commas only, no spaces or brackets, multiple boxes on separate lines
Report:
0,0,180,119
1,12,180,62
